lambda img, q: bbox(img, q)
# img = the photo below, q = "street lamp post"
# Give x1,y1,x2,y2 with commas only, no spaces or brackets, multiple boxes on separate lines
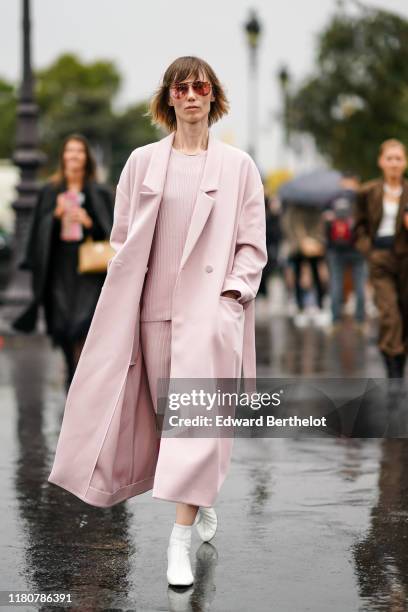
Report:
278,65,291,147
3,0,45,308
277,65,291,166
244,10,262,165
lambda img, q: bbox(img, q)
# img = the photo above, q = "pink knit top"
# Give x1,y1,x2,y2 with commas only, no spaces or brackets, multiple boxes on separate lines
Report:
140,146,207,322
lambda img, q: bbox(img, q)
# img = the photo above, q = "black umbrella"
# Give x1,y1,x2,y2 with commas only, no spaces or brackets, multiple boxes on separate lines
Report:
279,169,342,208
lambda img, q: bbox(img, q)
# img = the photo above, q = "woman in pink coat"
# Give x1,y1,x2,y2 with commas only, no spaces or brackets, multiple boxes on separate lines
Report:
47,56,267,588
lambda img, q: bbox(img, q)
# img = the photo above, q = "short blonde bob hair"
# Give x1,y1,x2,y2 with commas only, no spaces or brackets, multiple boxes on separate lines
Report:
148,56,230,132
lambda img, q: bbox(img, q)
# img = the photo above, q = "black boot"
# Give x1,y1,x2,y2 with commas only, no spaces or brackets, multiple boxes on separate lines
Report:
381,352,406,401
381,351,393,378
395,354,407,378
381,352,405,378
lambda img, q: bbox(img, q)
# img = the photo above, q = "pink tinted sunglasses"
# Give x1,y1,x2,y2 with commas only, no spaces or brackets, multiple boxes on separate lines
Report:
170,80,212,99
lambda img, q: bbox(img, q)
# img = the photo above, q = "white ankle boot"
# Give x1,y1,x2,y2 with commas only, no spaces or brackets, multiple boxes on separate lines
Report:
194,506,218,542
167,523,194,587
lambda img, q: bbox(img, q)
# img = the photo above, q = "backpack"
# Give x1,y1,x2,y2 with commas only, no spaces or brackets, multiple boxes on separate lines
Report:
327,195,355,247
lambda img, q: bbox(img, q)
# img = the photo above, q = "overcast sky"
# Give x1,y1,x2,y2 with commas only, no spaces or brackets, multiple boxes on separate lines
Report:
2,0,408,173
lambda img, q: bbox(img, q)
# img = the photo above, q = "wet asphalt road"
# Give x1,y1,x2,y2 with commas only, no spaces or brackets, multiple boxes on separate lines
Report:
1,306,408,612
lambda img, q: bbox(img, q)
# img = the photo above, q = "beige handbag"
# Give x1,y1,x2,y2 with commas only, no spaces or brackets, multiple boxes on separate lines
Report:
78,236,116,274
299,236,325,258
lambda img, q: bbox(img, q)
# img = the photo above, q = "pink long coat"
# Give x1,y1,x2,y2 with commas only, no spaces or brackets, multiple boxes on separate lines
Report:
47,130,267,508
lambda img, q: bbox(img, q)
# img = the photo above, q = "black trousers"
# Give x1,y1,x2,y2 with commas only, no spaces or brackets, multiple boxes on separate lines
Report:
291,252,325,310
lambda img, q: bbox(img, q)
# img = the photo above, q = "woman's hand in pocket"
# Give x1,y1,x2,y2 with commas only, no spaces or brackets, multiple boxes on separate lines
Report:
220,290,241,301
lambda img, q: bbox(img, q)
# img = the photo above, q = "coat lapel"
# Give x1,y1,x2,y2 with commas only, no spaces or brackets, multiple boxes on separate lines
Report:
136,129,223,270
132,132,176,231
396,179,408,232
179,131,223,269
372,178,408,233
372,180,384,230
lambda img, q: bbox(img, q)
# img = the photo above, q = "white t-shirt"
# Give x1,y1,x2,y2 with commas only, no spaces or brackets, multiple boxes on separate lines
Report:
376,198,399,237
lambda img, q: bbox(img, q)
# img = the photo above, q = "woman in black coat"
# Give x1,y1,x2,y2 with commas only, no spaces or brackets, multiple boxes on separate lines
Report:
13,134,114,390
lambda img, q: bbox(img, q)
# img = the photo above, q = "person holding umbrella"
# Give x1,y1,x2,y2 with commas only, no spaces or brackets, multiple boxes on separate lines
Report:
354,139,408,378
280,170,348,327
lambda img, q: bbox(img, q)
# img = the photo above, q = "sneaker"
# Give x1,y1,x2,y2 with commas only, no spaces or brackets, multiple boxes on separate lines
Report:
312,309,331,328
294,311,309,328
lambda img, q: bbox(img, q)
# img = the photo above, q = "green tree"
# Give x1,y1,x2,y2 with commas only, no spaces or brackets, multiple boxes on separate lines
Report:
288,4,408,179
34,53,159,183
110,102,165,183
36,53,119,172
0,54,160,184
0,78,17,158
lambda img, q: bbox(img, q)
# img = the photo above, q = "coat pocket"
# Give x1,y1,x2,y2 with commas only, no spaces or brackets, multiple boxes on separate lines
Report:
215,296,245,378
219,295,243,311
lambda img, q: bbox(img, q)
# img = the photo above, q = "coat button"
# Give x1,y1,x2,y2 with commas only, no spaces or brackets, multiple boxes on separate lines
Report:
205,265,213,273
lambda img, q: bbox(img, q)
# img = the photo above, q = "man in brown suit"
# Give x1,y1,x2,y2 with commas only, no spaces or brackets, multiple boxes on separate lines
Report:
354,139,408,378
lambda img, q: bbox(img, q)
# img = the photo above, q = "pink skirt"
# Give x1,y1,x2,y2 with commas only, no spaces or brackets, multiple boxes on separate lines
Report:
140,319,234,507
